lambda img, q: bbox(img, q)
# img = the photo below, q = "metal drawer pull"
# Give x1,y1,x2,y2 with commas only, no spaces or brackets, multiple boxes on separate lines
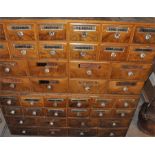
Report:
99,112,103,117
53,102,58,107
6,99,12,105
120,113,126,117
86,69,92,76
19,120,24,124
50,50,56,55
9,83,16,89
111,52,117,58
44,68,50,73
84,86,91,91
32,111,37,116
109,132,114,137
47,85,52,89
4,67,10,73
112,122,117,127
140,53,146,59
77,102,82,107
81,122,85,126
128,71,134,77
81,32,88,38
123,87,128,92
54,112,58,116
20,49,27,55
114,32,121,39
10,110,15,115
49,31,55,36
49,121,54,126
17,31,24,37
80,51,86,57
51,131,55,135
124,102,129,107
145,33,152,40
22,130,26,134
80,131,84,136
101,102,106,107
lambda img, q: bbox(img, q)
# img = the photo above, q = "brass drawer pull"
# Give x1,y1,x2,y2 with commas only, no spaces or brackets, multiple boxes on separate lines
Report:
114,32,121,39
10,110,15,115
112,122,117,127
81,32,88,38
109,132,115,137
86,69,92,76
21,130,26,134
4,67,10,73
123,87,128,92
80,51,86,57
50,50,56,55
32,111,37,116
20,49,27,55
145,33,152,40
140,53,146,59
19,120,24,124
124,102,129,107
128,71,134,77
17,31,24,37
111,52,117,58
49,31,55,36
7,99,12,105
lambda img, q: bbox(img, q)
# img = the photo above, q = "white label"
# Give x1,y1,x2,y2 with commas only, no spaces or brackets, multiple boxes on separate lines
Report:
149,72,155,87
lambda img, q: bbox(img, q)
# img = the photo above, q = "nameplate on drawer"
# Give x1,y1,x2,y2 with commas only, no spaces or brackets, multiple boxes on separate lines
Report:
39,80,59,84
106,27,128,32
0,61,16,66
149,72,155,87
36,62,58,68
40,24,64,30
24,99,40,102
73,45,94,50
0,78,22,83
9,25,32,30
47,98,64,102
14,44,34,49
73,25,96,31
122,65,143,69
79,81,98,85
0,45,4,49
43,45,63,49
116,81,136,86
134,48,153,52
139,27,155,33
105,47,125,52
79,63,101,69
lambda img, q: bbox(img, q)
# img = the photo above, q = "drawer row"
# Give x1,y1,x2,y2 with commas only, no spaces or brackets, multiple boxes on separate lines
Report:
1,42,155,62
1,23,155,44
0,77,144,94
0,60,152,80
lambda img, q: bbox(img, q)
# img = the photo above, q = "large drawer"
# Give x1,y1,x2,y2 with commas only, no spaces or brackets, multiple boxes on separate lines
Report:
0,42,10,59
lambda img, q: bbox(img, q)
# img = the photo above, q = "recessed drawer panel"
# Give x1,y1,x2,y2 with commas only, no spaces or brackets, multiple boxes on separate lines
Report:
69,43,98,60
45,108,66,117
70,62,110,79
92,98,114,108
68,98,90,108
0,24,6,40
23,107,44,116
0,42,10,59
4,106,23,116
38,23,66,40
6,24,35,41
69,79,107,94
0,96,20,106
69,23,100,42
68,108,89,117
90,109,112,118
102,24,133,43
38,42,67,59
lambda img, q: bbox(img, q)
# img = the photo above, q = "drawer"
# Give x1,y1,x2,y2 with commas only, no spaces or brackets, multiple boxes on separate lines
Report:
20,96,44,107
4,106,23,116
108,80,144,95
69,23,100,42
69,79,107,94
68,118,99,128
38,23,66,40
90,109,112,118
133,26,155,44
45,108,66,117
68,98,90,108
38,128,67,136
68,108,89,117
6,23,35,41
69,43,98,60
23,107,45,116
92,98,114,108
128,45,155,62
0,24,6,40
68,128,97,137
28,60,67,77
31,78,68,93
0,77,31,92
38,42,67,59
100,44,128,61
0,96,20,106
0,42,10,59
111,63,152,80
10,42,38,58
98,128,127,137
70,62,110,79
37,117,66,127
0,60,28,76
102,24,133,43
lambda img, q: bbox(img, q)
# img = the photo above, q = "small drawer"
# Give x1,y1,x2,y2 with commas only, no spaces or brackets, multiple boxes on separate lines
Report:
0,96,20,106
69,43,98,60
10,42,38,58
133,26,155,44
6,23,35,41
30,77,68,93
0,24,6,40
90,109,112,118
70,62,110,79
69,23,100,42
28,60,67,77
92,98,114,108
68,128,97,137
68,98,90,108
68,108,89,117
20,96,44,107
4,106,23,116
69,79,107,94
0,60,28,76
45,108,66,117
128,45,155,62
0,42,10,59
102,24,133,43
111,62,152,80
108,80,144,95
38,23,66,40
38,42,67,59
99,44,128,61
23,107,44,116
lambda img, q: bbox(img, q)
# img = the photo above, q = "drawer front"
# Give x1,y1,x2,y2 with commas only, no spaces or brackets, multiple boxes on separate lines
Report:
10,42,37,58
90,109,112,118
111,63,151,80
133,26,155,44
92,98,114,108
69,79,107,94
100,44,128,61
0,42,10,59
6,24,35,41
0,60,28,76
102,25,133,43
69,43,98,60
68,108,89,117
45,108,66,117
39,42,67,59
69,23,100,42
38,23,66,40
70,62,110,79
4,106,23,116
108,80,144,95
28,60,67,77
0,96,20,106
68,98,90,108
24,107,44,116
31,78,68,93
128,45,155,62
0,24,6,40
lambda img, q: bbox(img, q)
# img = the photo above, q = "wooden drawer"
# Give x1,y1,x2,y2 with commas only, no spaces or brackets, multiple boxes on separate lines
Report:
111,62,152,80
108,80,144,95
10,41,37,58
68,108,89,117
92,98,114,108
0,96,20,106
28,60,67,77
45,108,66,117
68,98,90,108
0,42,10,59
6,23,35,41
100,44,128,61
23,107,44,116
102,24,133,43
90,109,112,118
4,106,23,116
38,42,67,59
30,77,68,93
69,43,98,60
0,24,6,40
69,79,107,94
0,60,28,76
133,26,155,44
69,23,100,42
70,62,110,79
128,45,155,62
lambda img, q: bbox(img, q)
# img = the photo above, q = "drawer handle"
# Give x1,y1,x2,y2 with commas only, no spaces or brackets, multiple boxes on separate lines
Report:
32,111,37,116
145,33,151,40
54,112,58,116
120,112,126,117
21,130,26,134
140,53,146,59
20,49,27,55
109,132,115,137
128,71,134,77
9,83,16,89
17,31,24,37
99,112,103,117
49,31,55,36
81,122,86,127
101,102,106,107
114,32,121,39
4,67,10,73
53,102,58,107
51,131,55,135
44,68,50,73
10,110,15,115
19,120,24,125
123,87,128,92
81,32,88,38
6,99,12,105
84,86,91,91
111,52,117,58
86,69,92,76
80,131,84,136
124,102,129,107
80,51,86,57
77,102,82,107
112,122,117,127
49,121,54,126
47,85,52,90
50,50,56,56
